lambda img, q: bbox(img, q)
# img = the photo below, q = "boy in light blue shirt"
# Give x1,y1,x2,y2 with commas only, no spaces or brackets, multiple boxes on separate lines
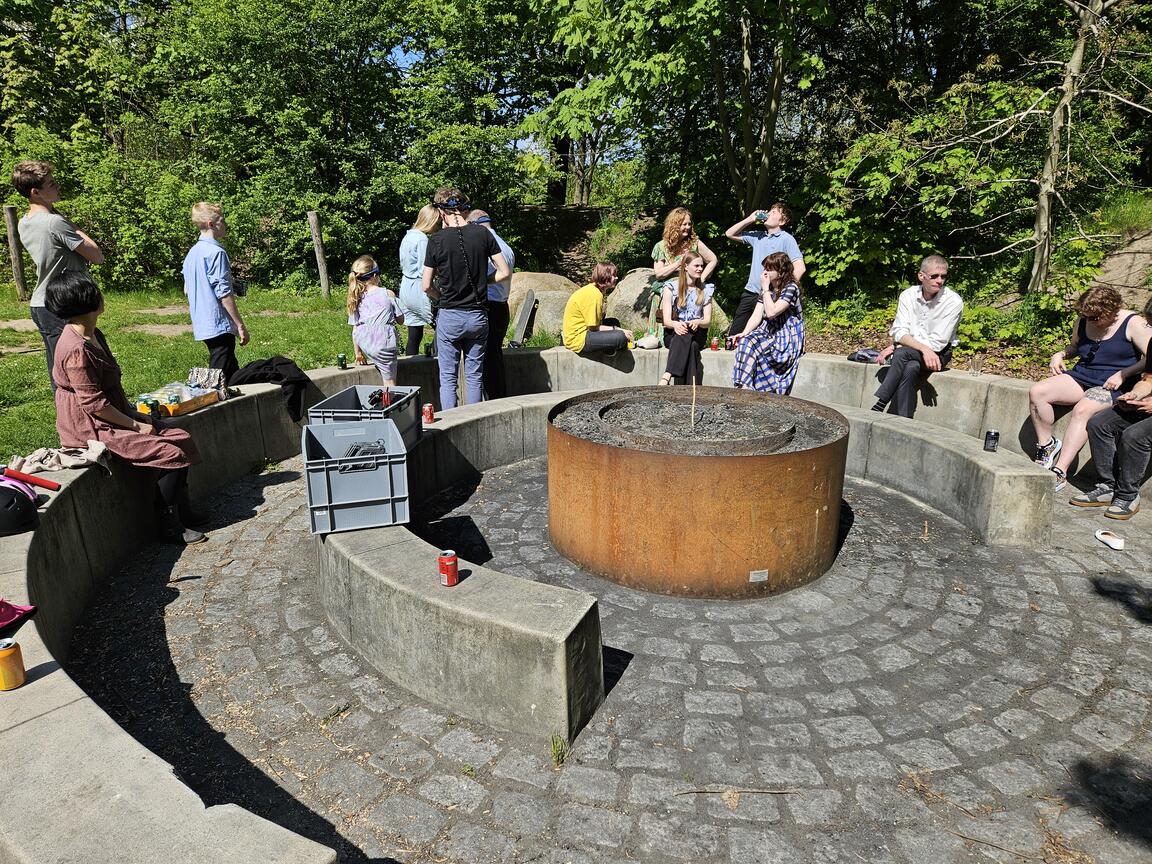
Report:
723,202,805,340
182,202,249,382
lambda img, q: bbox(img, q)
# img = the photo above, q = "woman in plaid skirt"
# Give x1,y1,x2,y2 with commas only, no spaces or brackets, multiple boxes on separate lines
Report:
730,251,804,394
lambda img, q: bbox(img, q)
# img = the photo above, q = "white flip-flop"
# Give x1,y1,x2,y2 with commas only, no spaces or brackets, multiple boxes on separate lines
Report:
1094,529,1125,551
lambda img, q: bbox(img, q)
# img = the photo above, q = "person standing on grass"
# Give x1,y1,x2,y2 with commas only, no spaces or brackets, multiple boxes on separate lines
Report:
347,255,404,387
183,202,249,384
398,204,438,356
421,187,510,409
466,209,515,399
11,160,104,388
724,202,805,341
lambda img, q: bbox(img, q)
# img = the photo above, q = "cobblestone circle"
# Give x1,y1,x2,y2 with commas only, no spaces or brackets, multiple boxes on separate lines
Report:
68,455,1152,863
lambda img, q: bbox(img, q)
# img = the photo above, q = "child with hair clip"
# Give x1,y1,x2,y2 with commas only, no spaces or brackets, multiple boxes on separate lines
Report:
347,255,404,386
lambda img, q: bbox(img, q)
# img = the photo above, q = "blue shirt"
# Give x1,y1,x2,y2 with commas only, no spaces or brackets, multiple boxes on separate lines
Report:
483,227,515,303
183,237,236,341
739,229,803,293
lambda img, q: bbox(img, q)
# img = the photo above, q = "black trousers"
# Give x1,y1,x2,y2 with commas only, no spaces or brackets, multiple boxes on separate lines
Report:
1087,407,1152,501
404,325,424,357
581,318,629,354
30,304,68,389
727,291,760,338
483,300,510,399
205,332,239,384
874,344,953,417
663,328,707,384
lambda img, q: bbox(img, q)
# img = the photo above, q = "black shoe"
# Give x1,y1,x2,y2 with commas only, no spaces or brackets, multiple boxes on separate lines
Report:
178,489,211,527
159,506,207,545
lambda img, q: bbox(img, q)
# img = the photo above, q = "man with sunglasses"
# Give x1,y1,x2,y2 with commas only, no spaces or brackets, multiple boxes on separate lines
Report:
872,255,963,417
421,187,511,409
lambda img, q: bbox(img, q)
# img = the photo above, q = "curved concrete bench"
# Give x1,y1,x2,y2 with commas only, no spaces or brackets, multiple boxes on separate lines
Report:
0,346,1062,862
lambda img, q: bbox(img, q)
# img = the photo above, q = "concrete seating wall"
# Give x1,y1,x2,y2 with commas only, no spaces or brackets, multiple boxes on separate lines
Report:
1,347,1063,862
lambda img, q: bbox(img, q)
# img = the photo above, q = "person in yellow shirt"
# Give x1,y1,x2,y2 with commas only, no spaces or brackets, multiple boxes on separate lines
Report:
563,263,633,354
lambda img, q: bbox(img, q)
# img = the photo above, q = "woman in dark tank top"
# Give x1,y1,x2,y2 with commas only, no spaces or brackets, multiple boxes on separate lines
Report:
1028,285,1152,491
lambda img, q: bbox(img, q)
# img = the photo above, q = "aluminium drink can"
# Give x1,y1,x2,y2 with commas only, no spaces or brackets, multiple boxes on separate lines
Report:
438,550,459,587
422,403,435,424
983,430,1000,452
337,353,348,369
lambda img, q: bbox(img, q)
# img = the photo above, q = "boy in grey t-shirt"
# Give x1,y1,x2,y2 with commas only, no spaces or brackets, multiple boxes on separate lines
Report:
11,160,104,386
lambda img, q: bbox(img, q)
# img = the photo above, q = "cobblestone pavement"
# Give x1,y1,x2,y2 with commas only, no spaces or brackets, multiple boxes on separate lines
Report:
67,456,1152,864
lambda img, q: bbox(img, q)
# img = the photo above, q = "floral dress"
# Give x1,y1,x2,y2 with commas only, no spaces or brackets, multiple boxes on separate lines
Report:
350,287,402,380
732,281,804,394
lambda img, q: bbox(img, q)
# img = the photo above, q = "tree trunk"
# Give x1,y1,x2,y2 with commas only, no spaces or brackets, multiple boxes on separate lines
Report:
749,0,791,210
1025,0,1100,294
547,137,571,204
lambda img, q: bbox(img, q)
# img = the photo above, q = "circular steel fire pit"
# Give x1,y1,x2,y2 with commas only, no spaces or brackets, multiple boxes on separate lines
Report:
547,386,849,598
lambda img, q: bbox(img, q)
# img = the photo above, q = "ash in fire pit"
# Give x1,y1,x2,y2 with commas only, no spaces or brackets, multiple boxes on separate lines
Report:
550,387,842,456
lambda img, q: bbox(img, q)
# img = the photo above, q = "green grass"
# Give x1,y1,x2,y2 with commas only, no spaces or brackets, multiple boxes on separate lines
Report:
0,286,353,457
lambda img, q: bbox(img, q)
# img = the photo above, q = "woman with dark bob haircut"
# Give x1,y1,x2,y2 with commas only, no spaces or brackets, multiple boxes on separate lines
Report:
46,270,206,543
1028,284,1152,491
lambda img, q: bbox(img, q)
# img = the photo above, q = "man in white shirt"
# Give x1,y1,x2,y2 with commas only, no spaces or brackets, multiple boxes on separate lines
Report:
872,255,964,418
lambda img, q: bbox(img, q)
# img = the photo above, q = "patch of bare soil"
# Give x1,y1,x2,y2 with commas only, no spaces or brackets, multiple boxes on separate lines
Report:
124,323,193,336
254,310,306,318
138,305,188,316
0,319,40,332
1095,229,1152,312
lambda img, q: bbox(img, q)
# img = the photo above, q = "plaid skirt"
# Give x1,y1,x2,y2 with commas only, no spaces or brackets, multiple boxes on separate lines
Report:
731,313,804,394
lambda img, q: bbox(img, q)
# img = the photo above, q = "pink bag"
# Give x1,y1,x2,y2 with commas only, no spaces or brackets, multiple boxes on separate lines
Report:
0,599,37,640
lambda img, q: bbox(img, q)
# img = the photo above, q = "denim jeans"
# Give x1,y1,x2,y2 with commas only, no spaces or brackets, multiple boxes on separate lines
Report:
435,308,488,409
1086,407,1152,501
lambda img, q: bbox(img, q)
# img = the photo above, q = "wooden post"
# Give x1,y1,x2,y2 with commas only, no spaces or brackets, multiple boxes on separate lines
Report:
3,206,28,302
307,210,331,299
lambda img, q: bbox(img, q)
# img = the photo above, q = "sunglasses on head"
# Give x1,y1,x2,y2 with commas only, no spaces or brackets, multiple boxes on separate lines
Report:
355,266,379,281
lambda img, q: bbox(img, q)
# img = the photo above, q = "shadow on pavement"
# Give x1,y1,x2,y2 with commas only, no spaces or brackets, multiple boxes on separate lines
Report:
1066,755,1152,850
1091,574,1152,624
65,472,399,864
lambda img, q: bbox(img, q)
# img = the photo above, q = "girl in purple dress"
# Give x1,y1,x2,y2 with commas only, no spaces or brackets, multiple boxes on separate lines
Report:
347,255,405,386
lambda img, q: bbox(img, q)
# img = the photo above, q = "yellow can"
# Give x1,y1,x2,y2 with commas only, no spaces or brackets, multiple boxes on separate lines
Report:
0,639,27,691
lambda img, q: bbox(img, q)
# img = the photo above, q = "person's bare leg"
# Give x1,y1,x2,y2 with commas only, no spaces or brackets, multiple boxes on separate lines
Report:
1053,389,1113,475
1028,375,1083,444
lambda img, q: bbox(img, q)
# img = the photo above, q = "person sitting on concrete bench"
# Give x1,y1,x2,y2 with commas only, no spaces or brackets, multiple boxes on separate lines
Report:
1071,306,1152,520
872,255,963,418
46,270,206,544
563,262,632,356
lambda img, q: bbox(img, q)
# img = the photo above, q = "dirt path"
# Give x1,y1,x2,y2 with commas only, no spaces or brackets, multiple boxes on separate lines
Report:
1094,229,1152,311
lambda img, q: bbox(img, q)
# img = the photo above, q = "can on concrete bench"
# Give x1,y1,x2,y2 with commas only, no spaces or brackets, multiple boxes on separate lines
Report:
0,638,26,690
983,430,999,452
439,550,459,587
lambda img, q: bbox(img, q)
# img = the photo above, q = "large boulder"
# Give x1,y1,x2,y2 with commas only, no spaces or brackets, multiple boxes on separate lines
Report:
604,268,658,331
509,272,580,320
529,291,577,337
604,267,731,333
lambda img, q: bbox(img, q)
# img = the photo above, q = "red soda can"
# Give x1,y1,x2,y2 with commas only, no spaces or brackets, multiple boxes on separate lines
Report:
438,550,459,587
422,403,435,424
710,336,719,351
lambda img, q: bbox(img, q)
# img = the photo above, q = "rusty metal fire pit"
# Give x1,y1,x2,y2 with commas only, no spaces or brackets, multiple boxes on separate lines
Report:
547,386,849,598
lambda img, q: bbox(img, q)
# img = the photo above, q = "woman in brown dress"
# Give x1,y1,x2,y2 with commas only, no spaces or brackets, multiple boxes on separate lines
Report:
47,270,206,544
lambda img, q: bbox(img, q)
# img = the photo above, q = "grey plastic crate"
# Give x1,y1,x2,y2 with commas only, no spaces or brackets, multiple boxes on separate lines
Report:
308,384,423,450
302,418,409,535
